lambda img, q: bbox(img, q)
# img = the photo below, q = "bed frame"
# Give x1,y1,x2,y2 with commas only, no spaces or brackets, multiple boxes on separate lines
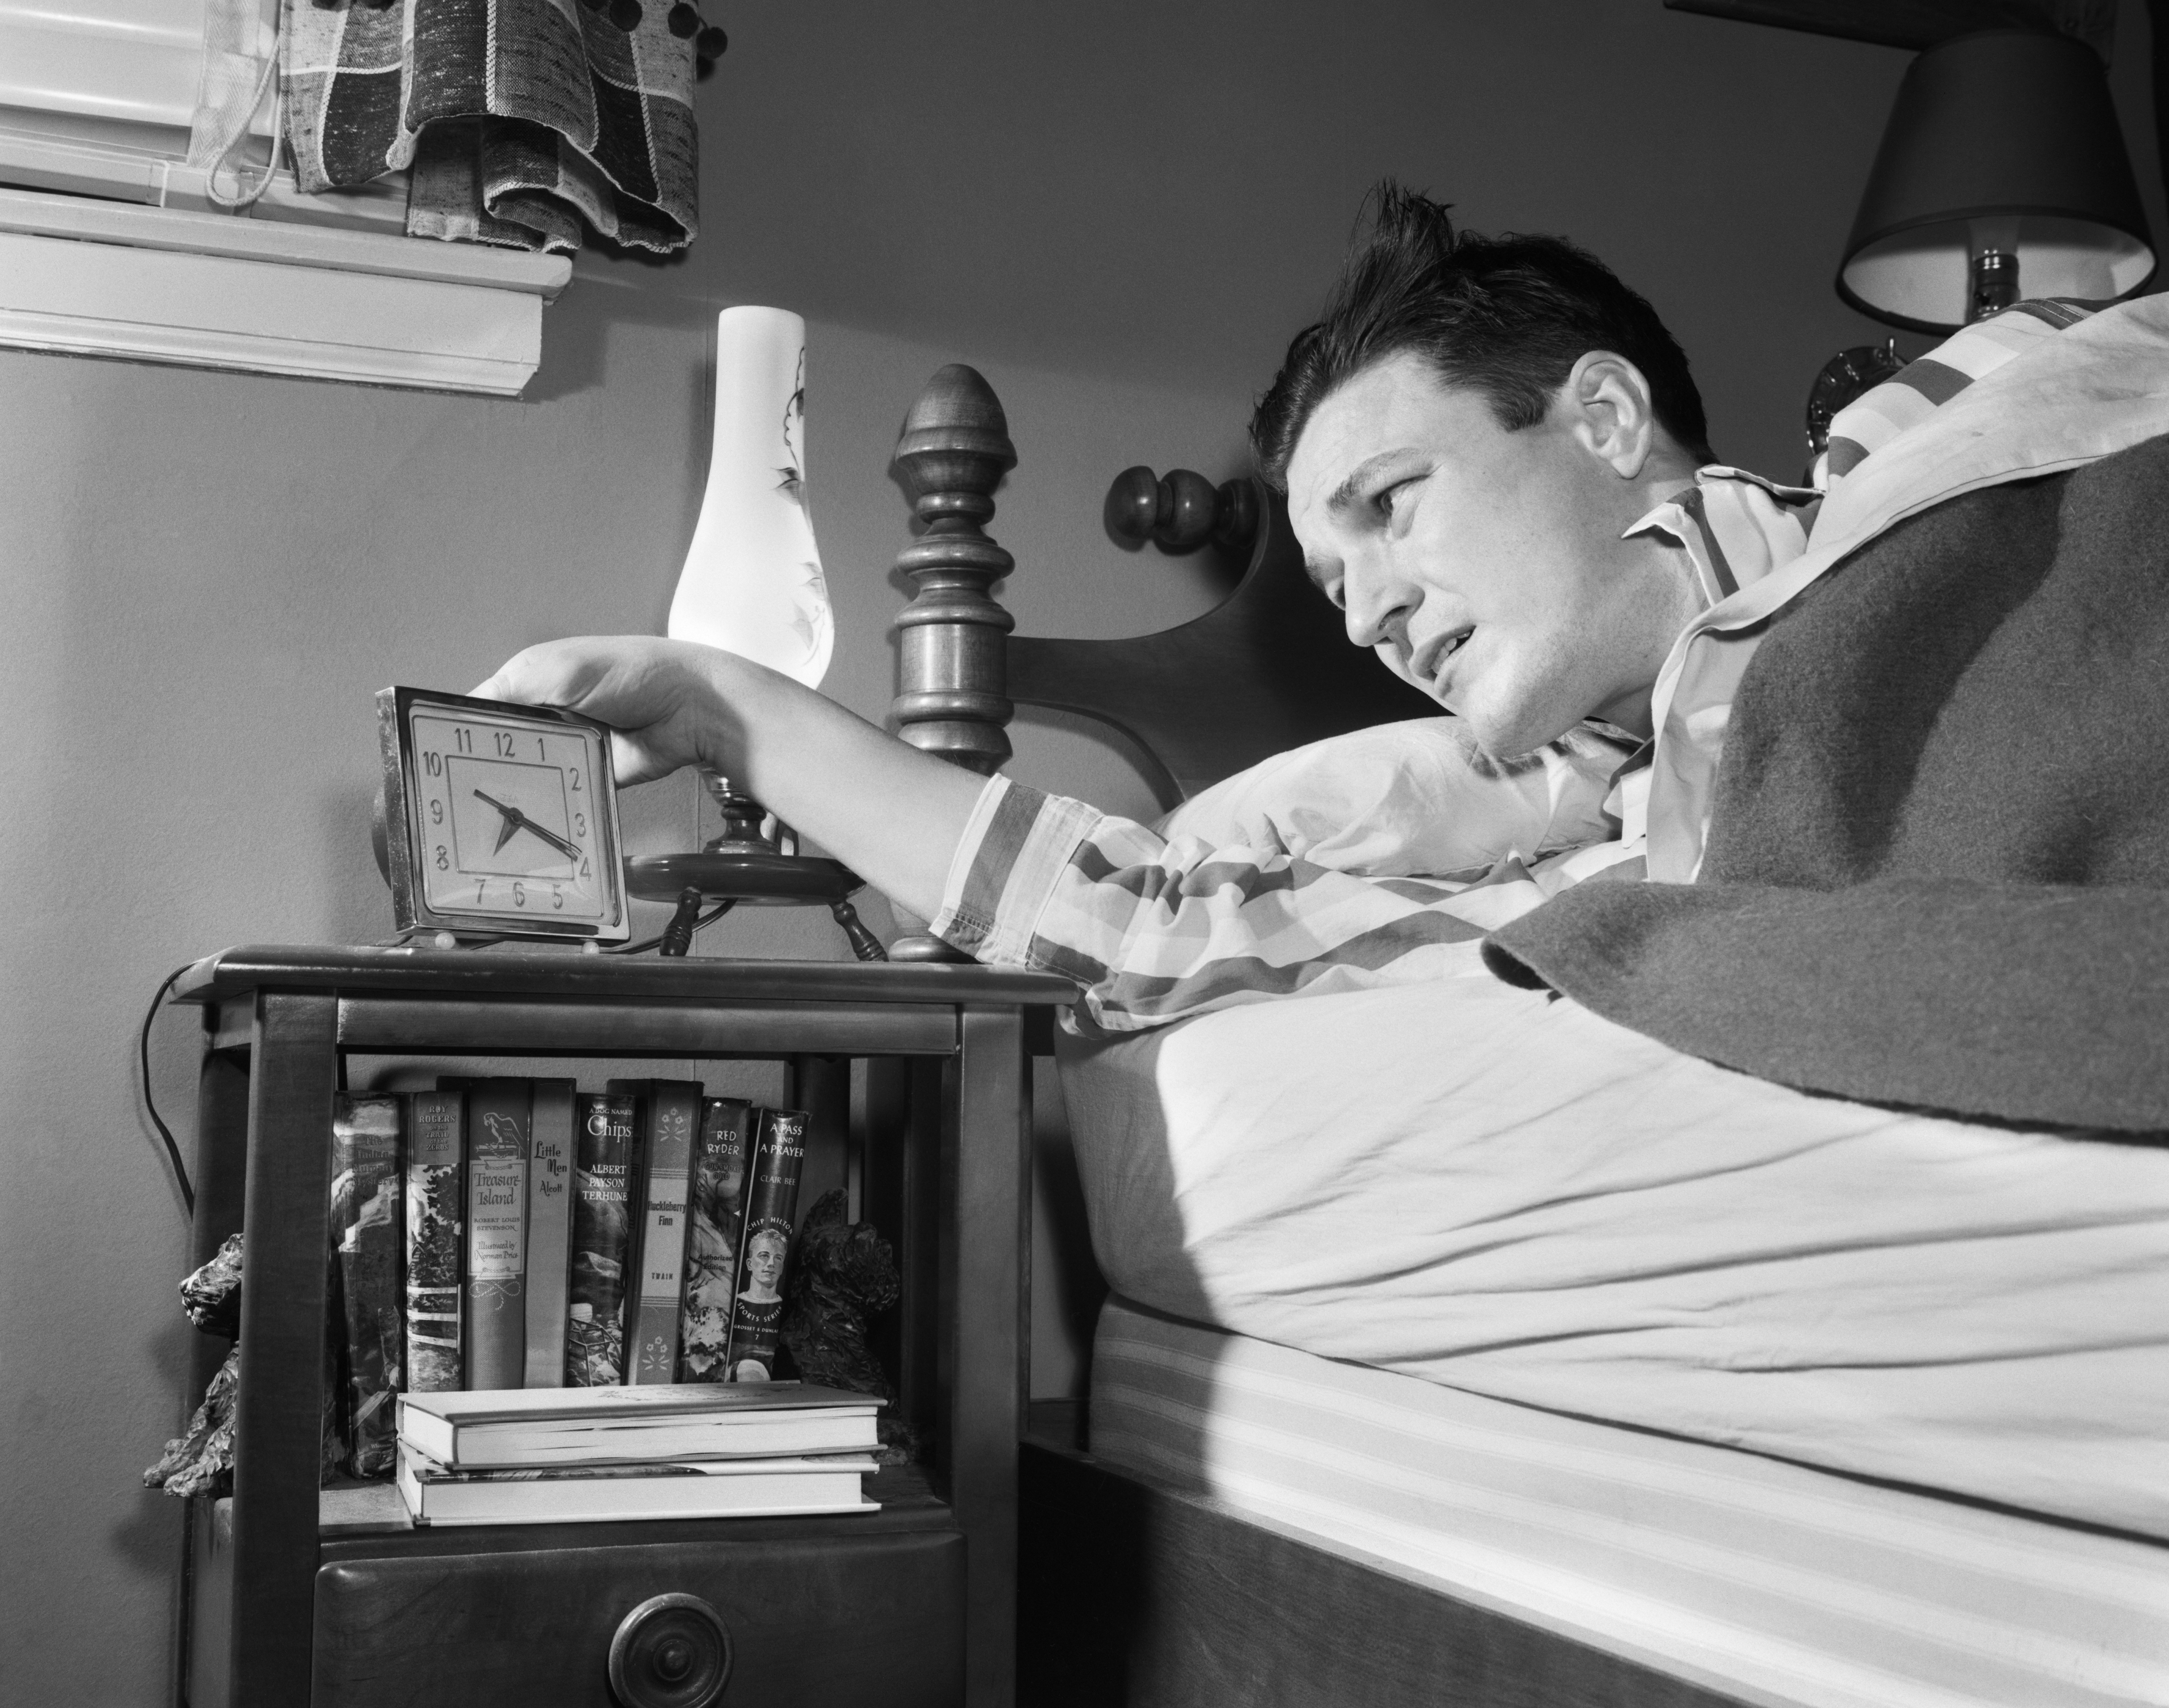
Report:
880,364,1766,1707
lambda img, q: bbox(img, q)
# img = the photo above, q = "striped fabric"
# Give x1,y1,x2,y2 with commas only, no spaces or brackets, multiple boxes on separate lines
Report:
1090,1297,2169,1708
932,772,1497,1033
1823,299,2104,482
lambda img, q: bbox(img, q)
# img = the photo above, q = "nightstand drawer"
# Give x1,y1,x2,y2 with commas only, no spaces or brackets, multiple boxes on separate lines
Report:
313,1526,965,1707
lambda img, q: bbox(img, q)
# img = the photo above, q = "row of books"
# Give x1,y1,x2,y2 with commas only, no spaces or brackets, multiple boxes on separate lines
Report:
394,1379,883,1526
329,1078,806,1480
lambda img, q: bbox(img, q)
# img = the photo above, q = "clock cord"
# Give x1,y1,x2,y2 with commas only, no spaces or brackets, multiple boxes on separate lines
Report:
140,962,198,1217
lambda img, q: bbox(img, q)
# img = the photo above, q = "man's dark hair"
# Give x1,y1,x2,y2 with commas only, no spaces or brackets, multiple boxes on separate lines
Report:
1251,184,1715,488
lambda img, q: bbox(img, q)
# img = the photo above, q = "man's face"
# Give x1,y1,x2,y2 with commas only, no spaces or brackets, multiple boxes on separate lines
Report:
746,1235,786,1290
1285,351,1675,758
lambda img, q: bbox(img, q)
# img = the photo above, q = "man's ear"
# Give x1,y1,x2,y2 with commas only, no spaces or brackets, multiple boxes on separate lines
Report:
1562,351,1659,479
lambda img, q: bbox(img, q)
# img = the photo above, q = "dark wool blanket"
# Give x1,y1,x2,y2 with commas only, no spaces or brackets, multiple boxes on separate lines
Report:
1486,432,2169,1135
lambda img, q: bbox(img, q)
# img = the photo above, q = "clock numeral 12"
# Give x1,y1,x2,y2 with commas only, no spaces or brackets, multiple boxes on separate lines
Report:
495,731,516,757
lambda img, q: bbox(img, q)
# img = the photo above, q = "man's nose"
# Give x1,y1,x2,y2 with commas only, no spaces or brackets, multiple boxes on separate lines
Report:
1342,560,1414,653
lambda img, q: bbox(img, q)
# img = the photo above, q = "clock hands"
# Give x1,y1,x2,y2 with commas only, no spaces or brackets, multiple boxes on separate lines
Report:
471,790,583,861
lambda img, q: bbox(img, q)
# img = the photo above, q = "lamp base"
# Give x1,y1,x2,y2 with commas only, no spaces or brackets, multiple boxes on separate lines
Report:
621,775,887,960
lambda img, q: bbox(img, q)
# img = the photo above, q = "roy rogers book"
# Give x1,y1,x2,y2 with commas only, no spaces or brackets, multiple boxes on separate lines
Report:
613,1079,701,1385
723,1107,808,1383
523,1078,577,1388
404,1090,464,1393
459,1078,532,1391
566,1091,638,1386
680,1097,755,1382
396,1445,880,1526
396,1380,883,1467
331,1093,404,1477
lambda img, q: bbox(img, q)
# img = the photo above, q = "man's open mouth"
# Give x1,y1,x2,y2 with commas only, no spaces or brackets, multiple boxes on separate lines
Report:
1426,626,1474,684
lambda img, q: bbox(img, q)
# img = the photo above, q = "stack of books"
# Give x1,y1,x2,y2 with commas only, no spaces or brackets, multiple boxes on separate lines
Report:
395,1381,884,1526
325,1076,809,1483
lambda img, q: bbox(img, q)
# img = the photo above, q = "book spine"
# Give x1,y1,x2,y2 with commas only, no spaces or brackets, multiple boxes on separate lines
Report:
404,1091,464,1393
522,1079,577,1388
624,1081,700,1385
678,1098,755,1382
331,1092,404,1476
723,1107,808,1382
462,1079,531,1391
565,1093,637,1386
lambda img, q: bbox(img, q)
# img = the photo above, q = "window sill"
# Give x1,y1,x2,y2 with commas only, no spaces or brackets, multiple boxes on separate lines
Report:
0,184,572,396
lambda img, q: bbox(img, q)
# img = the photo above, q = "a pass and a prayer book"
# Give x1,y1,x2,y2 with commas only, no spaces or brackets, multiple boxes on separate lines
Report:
395,1380,882,1469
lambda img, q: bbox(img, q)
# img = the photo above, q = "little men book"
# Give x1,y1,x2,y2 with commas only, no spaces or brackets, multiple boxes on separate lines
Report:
397,1380,882,1467
614,1079,701,1385
679,1098,755,1382
404,1090,463,1392
723,1107,808,1382
331,1093,403,1476
566,1092,638,1386
522,1079,577,1388
460,1079,532,1391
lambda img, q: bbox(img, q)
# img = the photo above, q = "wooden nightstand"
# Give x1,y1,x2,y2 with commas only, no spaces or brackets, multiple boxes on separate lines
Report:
169,945,1073,1708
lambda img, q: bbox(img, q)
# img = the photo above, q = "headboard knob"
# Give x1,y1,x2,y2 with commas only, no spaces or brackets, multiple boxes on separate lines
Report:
1104,465,1260,556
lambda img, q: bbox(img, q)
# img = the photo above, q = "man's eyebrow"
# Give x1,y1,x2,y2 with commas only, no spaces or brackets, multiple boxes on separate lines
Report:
1326,450,1418,514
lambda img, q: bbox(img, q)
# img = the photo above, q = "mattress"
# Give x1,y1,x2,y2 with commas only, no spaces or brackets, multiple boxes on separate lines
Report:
1090,1298,2169,1708
1056,961,2169,1536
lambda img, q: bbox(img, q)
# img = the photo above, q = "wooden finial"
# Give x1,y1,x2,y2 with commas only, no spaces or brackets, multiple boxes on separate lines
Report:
890,364,1019,777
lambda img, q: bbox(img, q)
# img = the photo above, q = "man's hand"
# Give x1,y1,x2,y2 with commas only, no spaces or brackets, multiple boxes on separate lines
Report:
472,636,749,786
470,634,987,923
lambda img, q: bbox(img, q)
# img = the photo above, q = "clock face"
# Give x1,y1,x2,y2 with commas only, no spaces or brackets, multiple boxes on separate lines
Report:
408,711,612,921
378,688,628,941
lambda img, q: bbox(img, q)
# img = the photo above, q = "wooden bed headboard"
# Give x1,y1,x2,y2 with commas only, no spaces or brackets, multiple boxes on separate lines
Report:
885,364,1436,808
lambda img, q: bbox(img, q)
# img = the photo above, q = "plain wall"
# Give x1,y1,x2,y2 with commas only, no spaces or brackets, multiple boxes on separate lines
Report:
5,3,2161,1697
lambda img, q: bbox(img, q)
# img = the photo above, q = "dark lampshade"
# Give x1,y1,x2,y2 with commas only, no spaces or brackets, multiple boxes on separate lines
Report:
1838,29,2154,333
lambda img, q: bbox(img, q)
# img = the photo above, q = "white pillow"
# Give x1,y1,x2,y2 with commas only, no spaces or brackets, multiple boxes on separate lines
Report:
1153,717,1631,879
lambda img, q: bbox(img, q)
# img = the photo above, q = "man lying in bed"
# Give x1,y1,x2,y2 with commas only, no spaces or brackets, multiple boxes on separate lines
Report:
480,183,2169,1139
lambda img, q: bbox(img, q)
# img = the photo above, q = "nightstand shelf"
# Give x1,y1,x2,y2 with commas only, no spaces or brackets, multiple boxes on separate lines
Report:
170,945,1072,1708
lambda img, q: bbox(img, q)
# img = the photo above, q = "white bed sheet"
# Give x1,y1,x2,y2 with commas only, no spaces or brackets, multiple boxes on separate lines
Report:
1089,1298,2169,1708
1057,945,2169,1538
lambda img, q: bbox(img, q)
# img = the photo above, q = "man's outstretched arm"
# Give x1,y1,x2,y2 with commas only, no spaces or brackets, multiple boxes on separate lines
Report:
476,635,1526,1032
474,635,985,923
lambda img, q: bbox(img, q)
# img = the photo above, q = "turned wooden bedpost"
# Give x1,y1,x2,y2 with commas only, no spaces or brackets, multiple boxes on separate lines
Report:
888,364,1019,960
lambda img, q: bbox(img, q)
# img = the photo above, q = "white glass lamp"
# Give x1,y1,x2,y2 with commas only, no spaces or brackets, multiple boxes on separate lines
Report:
624,308,880,958
668,306,834,688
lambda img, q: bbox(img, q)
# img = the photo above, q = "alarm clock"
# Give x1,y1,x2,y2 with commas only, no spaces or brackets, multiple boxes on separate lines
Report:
374,686,631,944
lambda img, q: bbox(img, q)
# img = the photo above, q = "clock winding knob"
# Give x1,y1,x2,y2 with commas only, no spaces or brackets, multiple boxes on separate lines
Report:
608,1593,732,1708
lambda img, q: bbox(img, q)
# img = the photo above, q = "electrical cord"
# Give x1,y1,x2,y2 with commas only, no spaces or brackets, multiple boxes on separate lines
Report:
142,962,197,1217
142,887,730,1222
603,898,735,955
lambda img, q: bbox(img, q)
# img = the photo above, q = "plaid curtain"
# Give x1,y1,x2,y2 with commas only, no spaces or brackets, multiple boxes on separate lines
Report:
282,0,698,254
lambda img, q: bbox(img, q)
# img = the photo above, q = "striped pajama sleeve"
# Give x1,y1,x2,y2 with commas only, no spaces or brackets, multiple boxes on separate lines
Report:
927,775,1497,1032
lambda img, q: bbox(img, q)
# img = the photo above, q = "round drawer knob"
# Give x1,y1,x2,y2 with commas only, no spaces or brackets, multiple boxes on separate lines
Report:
609,1593,733,1708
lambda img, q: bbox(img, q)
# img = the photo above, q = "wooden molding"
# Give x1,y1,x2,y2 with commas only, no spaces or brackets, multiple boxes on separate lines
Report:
0,184,571,395
1662,0,2116,59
